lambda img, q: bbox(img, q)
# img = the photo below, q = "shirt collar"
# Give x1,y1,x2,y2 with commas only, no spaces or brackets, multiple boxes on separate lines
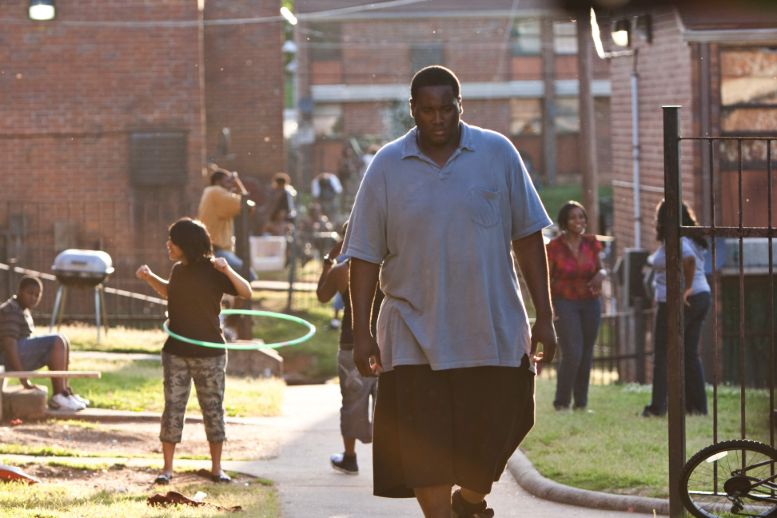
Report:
401,122,476,160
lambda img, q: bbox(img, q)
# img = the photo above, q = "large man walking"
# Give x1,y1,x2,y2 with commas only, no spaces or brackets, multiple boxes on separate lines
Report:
343,66,557,518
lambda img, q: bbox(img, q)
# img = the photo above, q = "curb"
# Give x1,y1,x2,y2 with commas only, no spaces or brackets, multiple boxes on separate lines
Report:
43,408,272,426
508,449,670,516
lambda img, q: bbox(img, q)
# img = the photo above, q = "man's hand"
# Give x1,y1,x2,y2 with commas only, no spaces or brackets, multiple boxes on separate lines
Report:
353,333,382,377
21,379,36,390
530,315,557,373
327,240,343,260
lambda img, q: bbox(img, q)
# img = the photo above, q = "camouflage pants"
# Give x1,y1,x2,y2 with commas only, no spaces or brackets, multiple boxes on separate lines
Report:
160,352,226,444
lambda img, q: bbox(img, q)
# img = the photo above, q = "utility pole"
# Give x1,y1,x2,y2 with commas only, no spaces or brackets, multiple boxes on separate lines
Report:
577,9,599,233
541,17,557,187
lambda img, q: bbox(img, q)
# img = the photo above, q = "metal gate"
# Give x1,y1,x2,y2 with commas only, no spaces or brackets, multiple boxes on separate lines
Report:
663,106,776,515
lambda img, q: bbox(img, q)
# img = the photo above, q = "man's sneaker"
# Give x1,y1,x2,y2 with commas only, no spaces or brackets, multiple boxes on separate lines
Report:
66,389,90,407
330,452,358,475
68,394,87,410
49,393,85,412
451,489,495,518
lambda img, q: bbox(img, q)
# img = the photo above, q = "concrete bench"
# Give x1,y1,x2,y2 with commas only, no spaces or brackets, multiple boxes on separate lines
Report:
0,367,100,421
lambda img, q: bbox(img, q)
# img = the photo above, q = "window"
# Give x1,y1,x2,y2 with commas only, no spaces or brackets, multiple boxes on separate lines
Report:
719,47,777,169
309,23,342,62
410,43,444,73
510,19,541,56
313,104,342,137
555,98,579,134
129,131,187,187
510,99,542,136
553,21,577,55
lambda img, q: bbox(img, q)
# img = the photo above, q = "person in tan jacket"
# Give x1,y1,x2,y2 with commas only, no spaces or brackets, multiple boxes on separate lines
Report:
197,168,255,280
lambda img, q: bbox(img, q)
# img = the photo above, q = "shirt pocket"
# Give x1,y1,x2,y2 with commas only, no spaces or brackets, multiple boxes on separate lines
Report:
467,187,501,227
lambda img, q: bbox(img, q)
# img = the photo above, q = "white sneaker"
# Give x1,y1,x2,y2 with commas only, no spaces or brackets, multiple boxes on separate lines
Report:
68,393,92,408
49,393,84,412
68,392,90,407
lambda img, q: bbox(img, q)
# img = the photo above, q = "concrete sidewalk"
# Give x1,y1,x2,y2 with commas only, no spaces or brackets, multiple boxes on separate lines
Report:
225,384,660,518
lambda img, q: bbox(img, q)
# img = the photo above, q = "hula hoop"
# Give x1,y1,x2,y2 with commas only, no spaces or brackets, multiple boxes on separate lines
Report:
162,309,316,350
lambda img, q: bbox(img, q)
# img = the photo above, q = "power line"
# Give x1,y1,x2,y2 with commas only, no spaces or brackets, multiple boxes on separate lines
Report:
0,0,429,29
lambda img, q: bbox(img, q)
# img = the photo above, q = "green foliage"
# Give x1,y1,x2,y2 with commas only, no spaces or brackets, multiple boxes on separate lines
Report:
52,324,166,355
537,183,613,229
522,378,772,498
254,288,341,381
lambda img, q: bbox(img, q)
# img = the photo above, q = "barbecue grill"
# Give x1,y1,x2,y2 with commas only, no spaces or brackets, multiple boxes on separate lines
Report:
50,249,114,344
52,249,114,286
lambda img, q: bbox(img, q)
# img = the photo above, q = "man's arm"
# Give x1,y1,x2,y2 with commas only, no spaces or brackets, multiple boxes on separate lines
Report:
316,240,347,302
230,172,249,196
2,336,32,388
349,258,381,376
513,231,557,367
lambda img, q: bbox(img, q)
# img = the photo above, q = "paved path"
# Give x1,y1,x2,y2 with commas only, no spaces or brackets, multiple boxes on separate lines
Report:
225,384,659,518
21,371,665,517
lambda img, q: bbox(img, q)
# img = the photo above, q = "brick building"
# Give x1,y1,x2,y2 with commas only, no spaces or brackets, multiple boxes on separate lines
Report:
604,2,777,253
292,0,612,198
0,0,283,298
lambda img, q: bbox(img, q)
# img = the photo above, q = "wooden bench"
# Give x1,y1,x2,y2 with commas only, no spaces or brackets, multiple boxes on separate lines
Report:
0,368,101,421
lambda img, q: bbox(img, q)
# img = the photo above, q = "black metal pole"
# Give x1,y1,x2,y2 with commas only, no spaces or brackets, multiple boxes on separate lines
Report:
234,197,253,340
286,224,297,312
663,105,686,517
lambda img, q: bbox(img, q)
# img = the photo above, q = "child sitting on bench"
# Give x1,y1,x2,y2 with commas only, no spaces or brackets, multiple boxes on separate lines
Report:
0,276,88,411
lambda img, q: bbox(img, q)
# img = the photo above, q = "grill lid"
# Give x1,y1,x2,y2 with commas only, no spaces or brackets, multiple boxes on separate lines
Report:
52,249,114,278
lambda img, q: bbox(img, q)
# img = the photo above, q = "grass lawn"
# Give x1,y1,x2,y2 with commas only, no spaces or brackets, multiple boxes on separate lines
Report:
537,183,613,227
523,377,773,498
4,358,285,418
58,283,342,383
0,463,278,518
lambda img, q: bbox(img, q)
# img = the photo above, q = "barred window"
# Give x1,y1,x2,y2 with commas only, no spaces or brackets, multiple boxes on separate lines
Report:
129,131,187,187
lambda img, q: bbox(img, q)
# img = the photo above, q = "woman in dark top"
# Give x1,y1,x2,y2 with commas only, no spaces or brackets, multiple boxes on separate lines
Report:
136,217,252,484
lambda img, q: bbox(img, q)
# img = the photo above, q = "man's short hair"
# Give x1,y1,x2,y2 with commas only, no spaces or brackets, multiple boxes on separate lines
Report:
410,65,461,101
18,275,42,292
273,172,290,186
210,169,230,186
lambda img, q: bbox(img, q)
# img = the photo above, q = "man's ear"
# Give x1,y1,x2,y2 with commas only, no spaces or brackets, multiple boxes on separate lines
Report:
408,99,415,118
457,98,463,115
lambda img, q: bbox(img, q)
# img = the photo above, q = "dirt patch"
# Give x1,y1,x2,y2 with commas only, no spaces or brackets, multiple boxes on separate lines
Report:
3,463,256,503
0,419,281,461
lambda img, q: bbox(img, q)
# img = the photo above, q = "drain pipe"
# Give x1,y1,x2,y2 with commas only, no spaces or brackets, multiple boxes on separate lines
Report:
630,50,641,248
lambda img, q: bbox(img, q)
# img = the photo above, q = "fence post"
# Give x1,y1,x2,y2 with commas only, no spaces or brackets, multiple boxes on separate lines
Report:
663,105,686,517
286,225,297,312
633,296,646,384
234,197,253,340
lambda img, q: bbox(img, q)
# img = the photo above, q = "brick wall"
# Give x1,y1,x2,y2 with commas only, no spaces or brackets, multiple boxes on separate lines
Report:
0,0,205,284
203,0,284,183
609,8,698,254
0,1,284,290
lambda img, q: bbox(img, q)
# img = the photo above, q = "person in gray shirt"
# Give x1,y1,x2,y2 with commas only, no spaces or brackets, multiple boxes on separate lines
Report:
343,65,557,518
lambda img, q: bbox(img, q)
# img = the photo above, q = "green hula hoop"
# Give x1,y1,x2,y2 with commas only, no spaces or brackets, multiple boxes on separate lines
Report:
162,309,316,350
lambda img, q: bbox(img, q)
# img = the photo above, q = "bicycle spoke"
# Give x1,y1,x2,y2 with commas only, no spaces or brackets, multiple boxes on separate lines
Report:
682,440,777,518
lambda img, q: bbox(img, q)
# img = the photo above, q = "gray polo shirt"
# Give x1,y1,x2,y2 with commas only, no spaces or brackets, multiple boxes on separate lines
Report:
343,122,551,371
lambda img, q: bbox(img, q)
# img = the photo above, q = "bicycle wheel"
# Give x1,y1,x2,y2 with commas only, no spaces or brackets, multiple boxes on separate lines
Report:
680,439,777,518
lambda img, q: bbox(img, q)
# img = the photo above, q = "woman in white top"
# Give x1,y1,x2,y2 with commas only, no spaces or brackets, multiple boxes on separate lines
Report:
643,200,711,417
